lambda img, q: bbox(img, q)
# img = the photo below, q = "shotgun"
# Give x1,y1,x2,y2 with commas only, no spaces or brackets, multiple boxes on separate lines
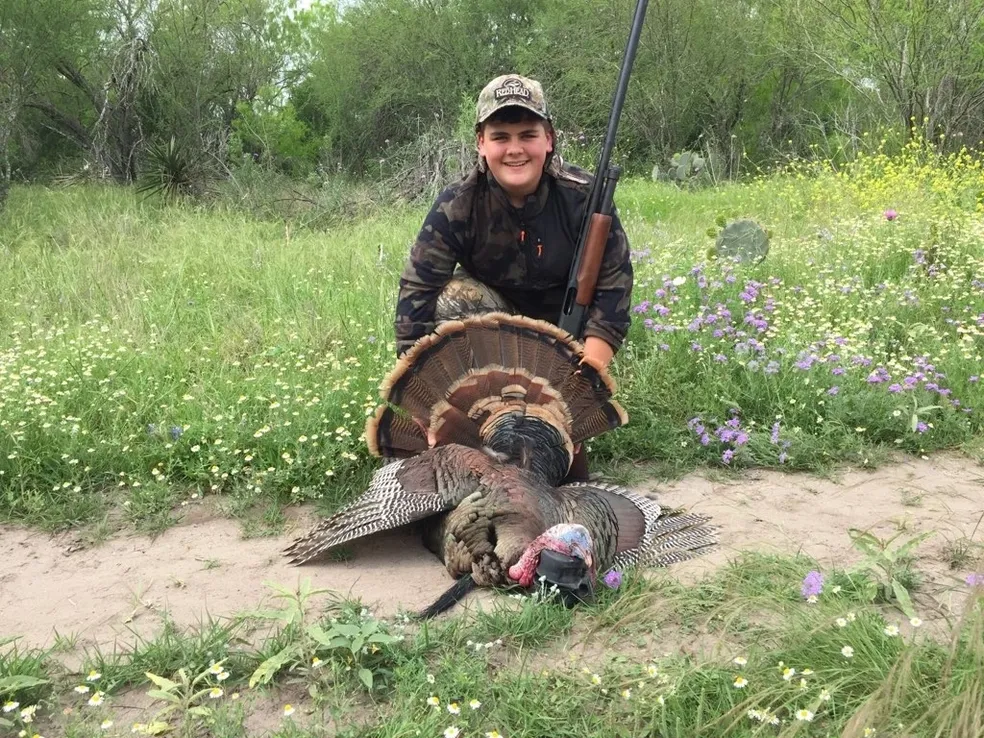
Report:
558,0,649,339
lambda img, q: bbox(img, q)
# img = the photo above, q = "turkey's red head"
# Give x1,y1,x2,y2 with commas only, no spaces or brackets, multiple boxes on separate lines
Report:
507,524,595,588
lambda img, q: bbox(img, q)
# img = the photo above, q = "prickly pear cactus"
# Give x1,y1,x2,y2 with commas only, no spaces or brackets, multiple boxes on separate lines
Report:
652,150,707,185
708,219,770,264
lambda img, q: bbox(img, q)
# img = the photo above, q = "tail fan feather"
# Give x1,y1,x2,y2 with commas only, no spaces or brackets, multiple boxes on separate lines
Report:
365,314,627,465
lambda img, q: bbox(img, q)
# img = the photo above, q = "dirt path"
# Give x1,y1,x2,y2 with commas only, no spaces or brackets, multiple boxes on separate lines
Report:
2,453,982,650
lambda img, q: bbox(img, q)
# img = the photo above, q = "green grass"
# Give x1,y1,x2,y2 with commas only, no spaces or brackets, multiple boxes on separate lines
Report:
3,555,982,737
2,139,983,530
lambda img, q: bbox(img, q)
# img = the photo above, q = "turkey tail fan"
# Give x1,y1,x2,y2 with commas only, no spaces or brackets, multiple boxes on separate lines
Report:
365,406,428,458
366,313,628,462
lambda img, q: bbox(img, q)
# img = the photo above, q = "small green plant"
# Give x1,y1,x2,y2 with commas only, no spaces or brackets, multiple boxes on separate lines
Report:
247,580,400,695
848,528,933,617
137,136,198,200
139,660,232,737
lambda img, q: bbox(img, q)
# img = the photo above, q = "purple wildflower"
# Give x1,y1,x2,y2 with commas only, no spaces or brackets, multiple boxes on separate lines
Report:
722,449,734,464
778,451,788,464
916,422,928,433
970,376,979,383
888,383,903,393
603,570,623,589
827,386,840,395
169,426,183,440
832,367,845,376
801,570,824,599
691,342,703,352
764,361,780,375
966,573,984,587
770,422,781,444
735,431,749,446
884,208,898,221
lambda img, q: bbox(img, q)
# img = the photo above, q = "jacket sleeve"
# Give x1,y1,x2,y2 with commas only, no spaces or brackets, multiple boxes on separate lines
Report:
582,206,633,352
394,190,461,356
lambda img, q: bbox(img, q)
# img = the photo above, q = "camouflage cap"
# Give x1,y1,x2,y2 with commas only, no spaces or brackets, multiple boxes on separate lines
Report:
476,74,550,126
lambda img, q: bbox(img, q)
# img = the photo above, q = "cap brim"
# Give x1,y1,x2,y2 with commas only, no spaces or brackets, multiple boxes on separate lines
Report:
477,101,549,124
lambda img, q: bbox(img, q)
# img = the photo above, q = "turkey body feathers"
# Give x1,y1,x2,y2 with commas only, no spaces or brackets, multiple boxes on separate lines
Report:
285,446,716,588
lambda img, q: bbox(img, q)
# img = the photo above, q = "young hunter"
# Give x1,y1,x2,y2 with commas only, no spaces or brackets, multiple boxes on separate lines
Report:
393,74,634,481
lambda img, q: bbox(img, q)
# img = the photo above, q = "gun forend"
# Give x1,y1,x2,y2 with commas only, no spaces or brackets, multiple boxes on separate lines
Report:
574,214,612,305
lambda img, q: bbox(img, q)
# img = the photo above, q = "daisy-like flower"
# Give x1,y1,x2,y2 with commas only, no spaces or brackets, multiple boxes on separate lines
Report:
799,678,808,690
847,612,857,622
86,670,102,682
806,594,819,604
590,673,601,685
485,732,503,738
841,645,855,658
733,676,748,688
884,624,900,637
733,656,748,666
835,617,848,628
283,704,296,717
217,671,230,681
469,699,481,710
909,617,923,627
427,696,440,707
132,723,147,734
443,727,461,738
819,688,832,702
209,688,223,699
864,729,877,737
74,685,90,694
747,708,763,722
796,709,815,722
87,692,105,707
100,719,114,730
672,275,687,286
656,695,666,706
20,705,37,722
647,664,659,677
621,689,632,701
832,585,843,594
801,668,814,675
447,702,461,715
2,701,18,713
208,663,224,675
311,657,323,669
231,693,240,700
782,667,796,681
426,673,436,684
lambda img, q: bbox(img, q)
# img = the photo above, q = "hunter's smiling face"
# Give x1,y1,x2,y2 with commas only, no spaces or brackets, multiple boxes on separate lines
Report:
478,118,553,205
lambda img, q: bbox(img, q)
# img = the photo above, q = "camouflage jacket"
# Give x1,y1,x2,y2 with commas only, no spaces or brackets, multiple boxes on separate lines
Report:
395,160,634,356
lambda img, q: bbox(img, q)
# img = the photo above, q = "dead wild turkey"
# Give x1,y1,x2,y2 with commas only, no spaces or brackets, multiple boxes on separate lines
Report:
285,313,715,615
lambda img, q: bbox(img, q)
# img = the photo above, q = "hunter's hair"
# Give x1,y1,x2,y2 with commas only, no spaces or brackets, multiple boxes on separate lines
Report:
477,107,551,133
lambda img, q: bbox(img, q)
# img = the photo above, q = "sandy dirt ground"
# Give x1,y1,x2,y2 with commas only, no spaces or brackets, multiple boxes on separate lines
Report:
2,453,982,651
